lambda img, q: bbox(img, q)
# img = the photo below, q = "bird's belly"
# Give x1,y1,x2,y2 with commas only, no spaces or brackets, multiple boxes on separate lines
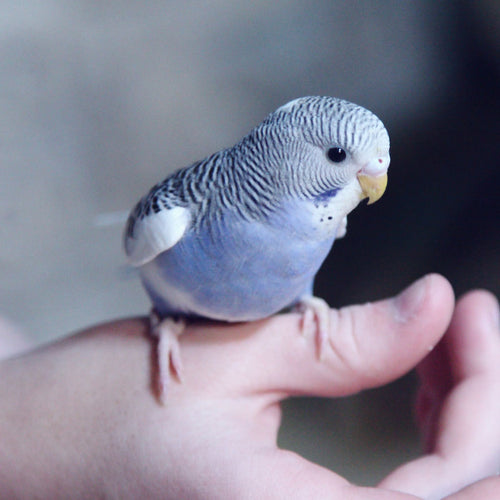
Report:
140,221,334,321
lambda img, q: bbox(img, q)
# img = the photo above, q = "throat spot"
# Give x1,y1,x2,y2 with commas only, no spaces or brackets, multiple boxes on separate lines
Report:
312,197,341,234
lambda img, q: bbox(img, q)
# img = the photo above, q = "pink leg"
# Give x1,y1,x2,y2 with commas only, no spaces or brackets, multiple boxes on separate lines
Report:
150,311,186,404
295,296,331,360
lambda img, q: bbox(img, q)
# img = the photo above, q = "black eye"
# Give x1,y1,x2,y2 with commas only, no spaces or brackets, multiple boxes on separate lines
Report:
327,147,346,163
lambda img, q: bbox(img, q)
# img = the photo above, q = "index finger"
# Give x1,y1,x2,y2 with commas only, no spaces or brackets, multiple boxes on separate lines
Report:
179,274,454,399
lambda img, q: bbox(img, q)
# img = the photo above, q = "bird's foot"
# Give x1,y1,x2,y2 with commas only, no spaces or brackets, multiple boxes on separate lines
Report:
295,296,331,360
150,311,187,404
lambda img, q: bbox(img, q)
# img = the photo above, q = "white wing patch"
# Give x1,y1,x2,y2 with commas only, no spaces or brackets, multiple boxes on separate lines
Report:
125,206,191,267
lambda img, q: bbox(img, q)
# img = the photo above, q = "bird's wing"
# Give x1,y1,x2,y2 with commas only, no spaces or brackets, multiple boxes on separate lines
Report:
124,181,192,267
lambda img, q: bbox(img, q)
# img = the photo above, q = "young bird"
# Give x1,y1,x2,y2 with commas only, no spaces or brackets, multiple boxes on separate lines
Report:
124,96,390,402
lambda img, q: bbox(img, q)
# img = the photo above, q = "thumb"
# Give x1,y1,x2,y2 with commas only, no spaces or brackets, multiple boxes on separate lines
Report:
181,274,455,398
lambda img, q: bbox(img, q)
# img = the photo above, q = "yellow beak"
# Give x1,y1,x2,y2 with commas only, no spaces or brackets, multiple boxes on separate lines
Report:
357,173,388,205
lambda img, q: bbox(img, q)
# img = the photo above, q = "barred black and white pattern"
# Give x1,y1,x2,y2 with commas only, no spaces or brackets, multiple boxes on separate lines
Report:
270,96,385,153
125,96,387,241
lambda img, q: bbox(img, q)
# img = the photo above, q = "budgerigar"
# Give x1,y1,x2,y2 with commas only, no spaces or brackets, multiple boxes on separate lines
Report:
124,96,390,402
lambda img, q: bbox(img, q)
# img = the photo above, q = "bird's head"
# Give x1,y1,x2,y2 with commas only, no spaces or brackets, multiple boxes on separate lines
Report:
254,96,390,208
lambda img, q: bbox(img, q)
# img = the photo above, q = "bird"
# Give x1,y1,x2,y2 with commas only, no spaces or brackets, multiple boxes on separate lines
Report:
124,96,390,402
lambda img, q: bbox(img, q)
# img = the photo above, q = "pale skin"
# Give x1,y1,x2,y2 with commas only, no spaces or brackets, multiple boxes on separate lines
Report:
0,274,499,499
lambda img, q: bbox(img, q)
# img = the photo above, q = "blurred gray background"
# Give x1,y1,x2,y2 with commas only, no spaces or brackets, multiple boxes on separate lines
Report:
1,0,498,486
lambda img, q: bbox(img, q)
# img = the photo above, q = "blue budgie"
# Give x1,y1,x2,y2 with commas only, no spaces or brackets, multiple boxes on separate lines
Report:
124,96,390,401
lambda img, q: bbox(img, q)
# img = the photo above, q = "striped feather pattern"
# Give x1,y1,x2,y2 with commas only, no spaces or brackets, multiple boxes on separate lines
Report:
125,96,387,243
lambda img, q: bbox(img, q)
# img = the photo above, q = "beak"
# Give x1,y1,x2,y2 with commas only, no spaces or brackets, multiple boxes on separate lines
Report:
357,172,388,205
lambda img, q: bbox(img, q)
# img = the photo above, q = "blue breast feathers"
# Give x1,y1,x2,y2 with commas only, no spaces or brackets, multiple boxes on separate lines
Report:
139,203,337,321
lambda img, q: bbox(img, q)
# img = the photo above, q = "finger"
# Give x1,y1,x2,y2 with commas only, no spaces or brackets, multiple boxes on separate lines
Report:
442,290,500,380
380,291,500,500
444,476,500,499
231,449,422,499
416,290,500,448
180,274,454,398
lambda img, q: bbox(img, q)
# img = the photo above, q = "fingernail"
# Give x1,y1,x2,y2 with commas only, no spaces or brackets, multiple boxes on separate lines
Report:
489,297,500,330
393,276,428,323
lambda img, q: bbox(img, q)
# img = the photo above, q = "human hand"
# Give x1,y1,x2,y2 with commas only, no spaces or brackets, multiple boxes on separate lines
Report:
380,288,500,498
0,274,498,499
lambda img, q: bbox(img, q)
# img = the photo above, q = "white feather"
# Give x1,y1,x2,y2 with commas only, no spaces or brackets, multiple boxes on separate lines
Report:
276,97,306,113
125,206,191,266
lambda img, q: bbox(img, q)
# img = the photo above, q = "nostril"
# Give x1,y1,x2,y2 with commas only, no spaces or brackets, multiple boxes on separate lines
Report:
362,156,389,176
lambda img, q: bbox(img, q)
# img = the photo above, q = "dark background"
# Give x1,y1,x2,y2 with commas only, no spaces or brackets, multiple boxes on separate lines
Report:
1,0,498,485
